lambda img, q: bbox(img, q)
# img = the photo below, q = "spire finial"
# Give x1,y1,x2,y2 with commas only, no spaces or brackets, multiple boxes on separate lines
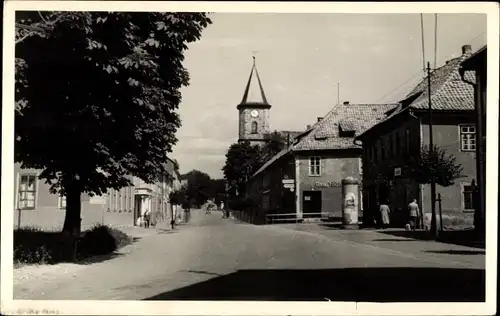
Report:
251,50,259,67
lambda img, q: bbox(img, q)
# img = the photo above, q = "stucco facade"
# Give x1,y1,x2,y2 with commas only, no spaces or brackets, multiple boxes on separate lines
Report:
14,158,181,230
295,150,362,220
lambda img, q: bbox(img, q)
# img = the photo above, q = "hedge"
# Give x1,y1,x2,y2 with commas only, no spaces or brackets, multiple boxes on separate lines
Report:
14,224,133,265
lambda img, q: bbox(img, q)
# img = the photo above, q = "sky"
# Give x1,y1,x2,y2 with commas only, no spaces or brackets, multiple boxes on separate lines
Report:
170,13,486,179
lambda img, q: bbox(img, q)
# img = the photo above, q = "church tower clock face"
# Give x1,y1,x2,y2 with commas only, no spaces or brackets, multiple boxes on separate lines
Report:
250,110,259,118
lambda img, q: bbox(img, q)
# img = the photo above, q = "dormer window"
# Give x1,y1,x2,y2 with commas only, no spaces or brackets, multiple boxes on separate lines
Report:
339,120,356,138
251,121,258,134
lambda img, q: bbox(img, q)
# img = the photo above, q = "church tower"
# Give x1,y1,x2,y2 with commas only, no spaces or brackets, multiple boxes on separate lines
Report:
237,56,271,147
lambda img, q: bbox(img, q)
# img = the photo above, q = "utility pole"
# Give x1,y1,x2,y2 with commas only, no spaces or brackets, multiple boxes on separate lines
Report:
337,82,340,105
427,62,438,238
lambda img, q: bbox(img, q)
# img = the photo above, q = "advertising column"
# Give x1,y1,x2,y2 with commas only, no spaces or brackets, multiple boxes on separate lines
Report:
341,177,360,229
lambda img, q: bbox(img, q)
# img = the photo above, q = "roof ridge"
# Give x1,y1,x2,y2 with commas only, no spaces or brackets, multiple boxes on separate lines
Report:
291,104,340,148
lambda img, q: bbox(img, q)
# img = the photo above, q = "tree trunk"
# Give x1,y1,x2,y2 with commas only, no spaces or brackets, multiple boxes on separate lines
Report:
62,177,82,262
430,182,438,239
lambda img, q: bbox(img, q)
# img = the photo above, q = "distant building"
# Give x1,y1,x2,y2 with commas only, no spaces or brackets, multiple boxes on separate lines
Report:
14,157,181,229
355,44,477,228
245,102,395,223
237,57,301,147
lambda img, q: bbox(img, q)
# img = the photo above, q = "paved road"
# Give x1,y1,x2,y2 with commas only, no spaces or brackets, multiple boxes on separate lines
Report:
14,210,485,302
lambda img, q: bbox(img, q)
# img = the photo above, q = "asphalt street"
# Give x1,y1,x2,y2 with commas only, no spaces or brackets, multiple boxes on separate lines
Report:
14,209,485,302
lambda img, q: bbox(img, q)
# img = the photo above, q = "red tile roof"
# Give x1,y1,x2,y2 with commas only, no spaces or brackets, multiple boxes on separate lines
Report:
402,54,475,111
292,103,397,151
250,103,396,179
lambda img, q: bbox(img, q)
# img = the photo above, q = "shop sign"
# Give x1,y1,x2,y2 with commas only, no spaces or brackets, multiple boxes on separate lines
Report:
313,181,342,189
394,167,402,176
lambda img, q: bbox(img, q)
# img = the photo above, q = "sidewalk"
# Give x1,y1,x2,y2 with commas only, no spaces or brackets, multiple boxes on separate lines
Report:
273,223,485,269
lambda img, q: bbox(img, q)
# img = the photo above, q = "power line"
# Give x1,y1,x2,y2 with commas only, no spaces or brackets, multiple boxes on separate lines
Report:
375,69,424,103
420,14,426,72
375,29,485,104
468,32,486,47
434,14,438,70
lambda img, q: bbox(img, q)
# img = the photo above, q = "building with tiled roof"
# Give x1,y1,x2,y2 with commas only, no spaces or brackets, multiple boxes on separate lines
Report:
459,45,487,234
354,44,478,229
244,101,396,224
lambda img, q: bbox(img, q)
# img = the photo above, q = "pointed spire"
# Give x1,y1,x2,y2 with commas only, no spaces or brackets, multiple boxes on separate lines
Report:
238,55,271,109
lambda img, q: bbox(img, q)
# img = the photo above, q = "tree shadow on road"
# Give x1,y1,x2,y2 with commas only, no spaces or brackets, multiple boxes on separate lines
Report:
372,238,417,242
379,230,485,249
143,267,485,302
425,250,486,255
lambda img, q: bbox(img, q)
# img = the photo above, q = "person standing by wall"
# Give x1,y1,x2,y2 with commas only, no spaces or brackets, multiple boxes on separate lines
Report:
379,202,391,229
408,199,419,231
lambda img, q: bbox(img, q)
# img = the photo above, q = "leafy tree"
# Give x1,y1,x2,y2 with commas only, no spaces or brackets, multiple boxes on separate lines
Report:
261,131,287,162
410,144,465,237
222,141,263,199
410,145,465,187
208,178,227,204
15,12,212,254
182,170,213,207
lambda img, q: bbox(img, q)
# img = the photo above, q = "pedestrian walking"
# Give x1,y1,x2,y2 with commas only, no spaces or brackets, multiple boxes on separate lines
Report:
379,202,391,229
408,199,420,230
143,209,151,228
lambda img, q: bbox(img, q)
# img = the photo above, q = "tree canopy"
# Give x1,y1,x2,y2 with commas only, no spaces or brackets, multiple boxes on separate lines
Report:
15,11,212,237
260,131,287,162
170,171,226,208
410,145,465,187
222,141,263,198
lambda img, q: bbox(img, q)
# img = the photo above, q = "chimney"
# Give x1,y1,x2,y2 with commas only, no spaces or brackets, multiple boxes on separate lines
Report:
462,44,472,55
306,124,311,130
317,117,323,122
343,101,350,105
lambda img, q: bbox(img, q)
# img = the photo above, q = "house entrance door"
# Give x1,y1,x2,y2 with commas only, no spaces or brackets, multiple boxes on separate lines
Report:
134,195,142,226
302,190,322,218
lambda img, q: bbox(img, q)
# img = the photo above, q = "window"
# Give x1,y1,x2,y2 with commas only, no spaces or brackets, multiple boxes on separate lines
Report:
460,125,476,151
309,156,321,176
251,121,258,134
462,184,476,211
389,134,394,157
395,132,400,156
405,129,411,153
380,140,385,159
58,195,67,209
18,174,37,209
115,190,120,210
373,144,378,163
125,188,129,210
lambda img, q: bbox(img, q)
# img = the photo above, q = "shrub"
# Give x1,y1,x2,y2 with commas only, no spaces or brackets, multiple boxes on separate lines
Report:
14,225,133,265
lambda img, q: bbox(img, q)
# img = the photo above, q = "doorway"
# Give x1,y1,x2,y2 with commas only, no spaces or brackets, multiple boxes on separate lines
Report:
133,195,142,226
302,190,322,218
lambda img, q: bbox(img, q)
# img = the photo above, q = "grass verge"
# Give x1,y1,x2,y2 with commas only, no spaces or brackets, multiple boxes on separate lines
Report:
14,224,133,266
